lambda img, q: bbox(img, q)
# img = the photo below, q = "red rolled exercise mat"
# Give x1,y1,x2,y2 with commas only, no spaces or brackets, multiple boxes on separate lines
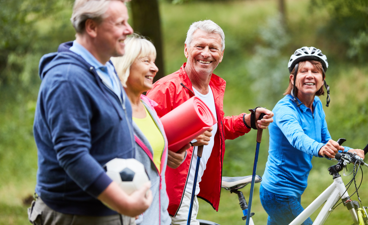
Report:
160,96,217,152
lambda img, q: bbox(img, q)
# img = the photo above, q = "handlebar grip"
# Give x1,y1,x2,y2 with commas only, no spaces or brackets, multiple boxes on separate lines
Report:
335,153,342,160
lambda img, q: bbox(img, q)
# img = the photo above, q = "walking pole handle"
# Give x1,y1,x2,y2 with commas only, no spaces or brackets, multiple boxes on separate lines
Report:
257,128,263,143
197,145,203,157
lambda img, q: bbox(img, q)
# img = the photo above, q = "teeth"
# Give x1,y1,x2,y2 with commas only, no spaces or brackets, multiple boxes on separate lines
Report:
199,60,211,64
305,83,315,85
145,76,153,80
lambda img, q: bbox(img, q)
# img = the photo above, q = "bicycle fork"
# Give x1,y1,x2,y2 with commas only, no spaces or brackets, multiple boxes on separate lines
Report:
343,199,368,225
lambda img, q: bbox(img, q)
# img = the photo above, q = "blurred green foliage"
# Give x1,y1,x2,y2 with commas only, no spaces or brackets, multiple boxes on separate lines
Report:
311,0,368,62
0,0,75,86
0,0,367,224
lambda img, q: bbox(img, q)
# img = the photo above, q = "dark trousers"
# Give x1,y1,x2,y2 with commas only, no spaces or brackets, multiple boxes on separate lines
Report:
259,185,313,225
28,197,135,225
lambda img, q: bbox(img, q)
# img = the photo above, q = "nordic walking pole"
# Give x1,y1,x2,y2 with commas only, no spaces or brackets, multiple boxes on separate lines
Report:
246,115,264,225
187,145,203,225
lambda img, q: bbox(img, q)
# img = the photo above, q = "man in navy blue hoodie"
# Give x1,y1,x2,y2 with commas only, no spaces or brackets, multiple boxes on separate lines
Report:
29,1,152,224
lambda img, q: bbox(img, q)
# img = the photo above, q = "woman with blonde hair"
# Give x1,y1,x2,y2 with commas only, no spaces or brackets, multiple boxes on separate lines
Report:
111,34,189,225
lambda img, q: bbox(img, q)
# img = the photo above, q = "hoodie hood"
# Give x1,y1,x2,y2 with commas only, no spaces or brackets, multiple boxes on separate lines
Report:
38,41,91,80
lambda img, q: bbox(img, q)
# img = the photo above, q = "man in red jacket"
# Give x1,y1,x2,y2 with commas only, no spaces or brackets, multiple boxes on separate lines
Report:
147,20,273,225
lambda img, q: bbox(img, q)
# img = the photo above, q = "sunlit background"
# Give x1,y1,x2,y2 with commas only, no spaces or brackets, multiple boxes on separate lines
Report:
0,0,367,224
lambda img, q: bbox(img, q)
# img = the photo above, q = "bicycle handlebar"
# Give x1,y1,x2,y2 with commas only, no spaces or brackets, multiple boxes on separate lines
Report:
335,152,368,168
333,138,368,168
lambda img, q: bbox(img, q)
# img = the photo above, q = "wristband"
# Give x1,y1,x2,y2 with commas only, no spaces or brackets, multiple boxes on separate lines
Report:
249,107,260,130
243,113,251,129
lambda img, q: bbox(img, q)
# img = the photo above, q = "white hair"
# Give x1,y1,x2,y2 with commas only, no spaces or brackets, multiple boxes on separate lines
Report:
184,20,225,51
111,34,157,87
70,0,126,34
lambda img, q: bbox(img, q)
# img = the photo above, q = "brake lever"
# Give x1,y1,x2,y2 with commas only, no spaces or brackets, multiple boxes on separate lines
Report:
334,138,346,160
337,138,346,146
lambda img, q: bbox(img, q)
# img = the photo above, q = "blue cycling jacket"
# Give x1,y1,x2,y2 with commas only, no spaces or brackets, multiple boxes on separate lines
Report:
262,94,350,197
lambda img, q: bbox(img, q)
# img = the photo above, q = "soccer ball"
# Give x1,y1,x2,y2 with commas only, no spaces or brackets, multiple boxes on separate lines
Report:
103,158,150,195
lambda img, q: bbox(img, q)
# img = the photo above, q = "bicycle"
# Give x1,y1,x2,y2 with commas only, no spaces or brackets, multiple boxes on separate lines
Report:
197,174,262,225
197,138,368,225
289,138,368,225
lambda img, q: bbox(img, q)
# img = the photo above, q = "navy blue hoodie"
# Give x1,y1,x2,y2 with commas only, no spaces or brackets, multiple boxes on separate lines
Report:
33,42,135,216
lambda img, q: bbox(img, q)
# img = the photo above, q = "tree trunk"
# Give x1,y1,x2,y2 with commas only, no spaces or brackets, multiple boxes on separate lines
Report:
278,0,287,27
130,0,165,82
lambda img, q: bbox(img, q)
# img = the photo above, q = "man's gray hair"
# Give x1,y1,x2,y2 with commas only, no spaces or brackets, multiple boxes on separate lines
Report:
184,20,225,51
70,0,126,34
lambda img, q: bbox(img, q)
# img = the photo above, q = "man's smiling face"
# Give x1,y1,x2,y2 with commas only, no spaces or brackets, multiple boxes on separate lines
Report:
184,29,224,78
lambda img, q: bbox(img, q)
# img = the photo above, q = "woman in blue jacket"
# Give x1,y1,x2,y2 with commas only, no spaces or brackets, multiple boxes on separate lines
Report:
260,47,365,225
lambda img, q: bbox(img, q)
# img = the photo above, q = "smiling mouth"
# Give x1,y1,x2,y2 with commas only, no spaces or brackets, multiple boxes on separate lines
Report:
304,82,315,86
198,60,212,64
145,75,153,81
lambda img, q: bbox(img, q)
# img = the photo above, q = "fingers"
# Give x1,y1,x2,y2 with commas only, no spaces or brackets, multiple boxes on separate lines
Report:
192,129,212,146
348,149,365,159
256,109,274,129
329,139,344,151
126,182,152,217
136,182,152,204
167,149,186,169
256,108,274,118
320,140,340,158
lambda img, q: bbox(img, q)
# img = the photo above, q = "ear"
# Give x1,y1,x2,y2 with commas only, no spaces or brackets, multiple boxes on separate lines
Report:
184,44,189,58
219,49,225,63
85,19,98,38
289,74,294,85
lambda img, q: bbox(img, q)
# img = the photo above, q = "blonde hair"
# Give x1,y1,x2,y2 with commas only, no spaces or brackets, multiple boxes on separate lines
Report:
70,0,126,34
111,34,157,87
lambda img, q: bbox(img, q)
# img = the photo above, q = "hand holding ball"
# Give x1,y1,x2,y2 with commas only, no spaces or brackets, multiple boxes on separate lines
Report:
103,158,150,195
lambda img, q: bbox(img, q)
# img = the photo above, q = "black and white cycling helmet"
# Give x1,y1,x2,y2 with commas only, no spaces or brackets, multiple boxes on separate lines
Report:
288,46,328,73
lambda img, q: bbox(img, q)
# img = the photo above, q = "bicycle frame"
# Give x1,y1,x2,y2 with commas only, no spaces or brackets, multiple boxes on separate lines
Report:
290,176,354,225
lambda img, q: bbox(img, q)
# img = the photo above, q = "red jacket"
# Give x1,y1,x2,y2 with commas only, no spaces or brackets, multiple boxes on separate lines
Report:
147,63,250,216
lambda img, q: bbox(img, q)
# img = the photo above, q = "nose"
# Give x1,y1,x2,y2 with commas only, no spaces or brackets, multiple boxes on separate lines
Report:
201,47,210,58
306,71,314,78
150,63,159,74
124,22,134,35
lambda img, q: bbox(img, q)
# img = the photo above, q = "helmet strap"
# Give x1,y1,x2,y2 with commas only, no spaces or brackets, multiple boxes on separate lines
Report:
292,64,301,107
324,80,330,107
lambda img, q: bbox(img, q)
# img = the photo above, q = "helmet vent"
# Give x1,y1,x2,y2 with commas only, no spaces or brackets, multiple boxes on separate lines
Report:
288,46,328,73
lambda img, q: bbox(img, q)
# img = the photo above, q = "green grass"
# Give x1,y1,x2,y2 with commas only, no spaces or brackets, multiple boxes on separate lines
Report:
1,0,368,224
